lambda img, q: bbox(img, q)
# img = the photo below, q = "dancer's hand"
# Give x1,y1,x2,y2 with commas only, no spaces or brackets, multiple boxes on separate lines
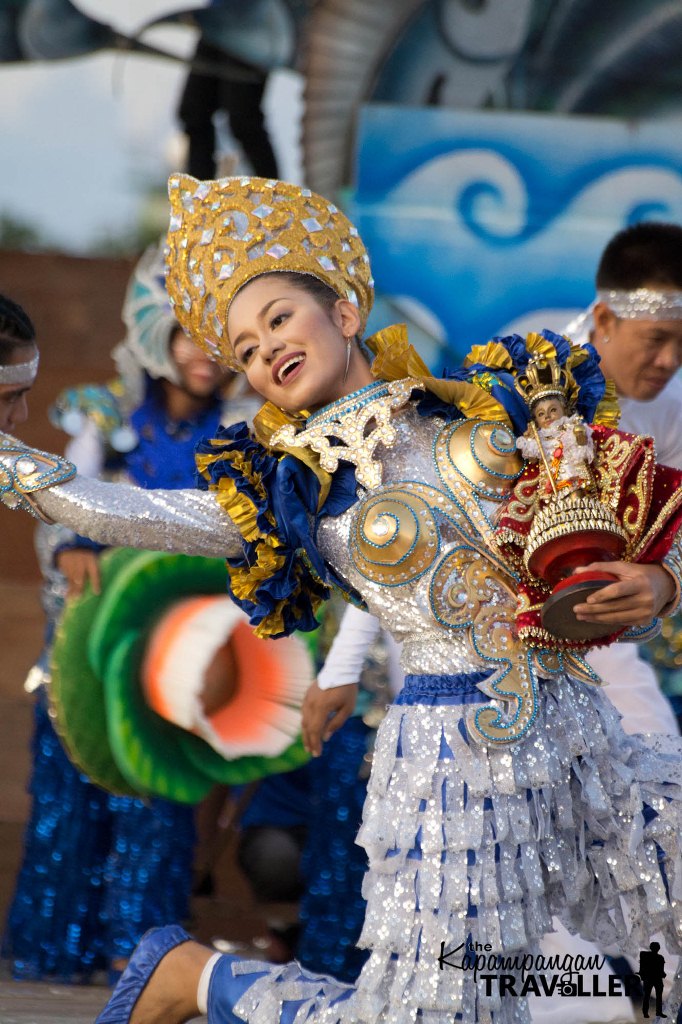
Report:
573,562,676,625
302,681,358,757
56,547,101,598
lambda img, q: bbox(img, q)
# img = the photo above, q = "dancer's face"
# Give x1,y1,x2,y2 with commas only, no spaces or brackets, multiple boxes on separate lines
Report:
0,343,36,431
170,328,232,399
227,275,367,412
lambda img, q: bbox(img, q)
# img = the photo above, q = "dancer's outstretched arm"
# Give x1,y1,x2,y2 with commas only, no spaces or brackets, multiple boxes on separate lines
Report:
0,434,242,560
37,478,240,559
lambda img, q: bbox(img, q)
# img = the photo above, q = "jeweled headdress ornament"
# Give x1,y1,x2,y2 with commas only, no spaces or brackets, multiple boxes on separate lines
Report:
0,351,39,387
597,287,682,319
514,355,575,411
164,174,374,368
110,243,182,415
564,287,682,346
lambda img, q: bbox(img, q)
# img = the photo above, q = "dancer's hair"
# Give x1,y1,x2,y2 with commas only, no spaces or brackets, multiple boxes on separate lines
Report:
0,294,36,364
596,222,682,290
251,272,340,313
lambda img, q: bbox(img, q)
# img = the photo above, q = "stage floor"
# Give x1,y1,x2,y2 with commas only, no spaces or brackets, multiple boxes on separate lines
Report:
0,972,109,1024
0,969,207,1024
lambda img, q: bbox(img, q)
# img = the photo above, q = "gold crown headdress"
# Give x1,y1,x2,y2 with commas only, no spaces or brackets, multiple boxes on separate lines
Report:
164,174,374,368
515,356,577,411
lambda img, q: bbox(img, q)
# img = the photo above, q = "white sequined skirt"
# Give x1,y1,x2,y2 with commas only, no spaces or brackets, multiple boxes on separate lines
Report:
228,673,682,1024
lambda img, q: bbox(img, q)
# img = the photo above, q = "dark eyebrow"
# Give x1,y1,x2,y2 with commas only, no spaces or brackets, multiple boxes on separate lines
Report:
232,297,290,352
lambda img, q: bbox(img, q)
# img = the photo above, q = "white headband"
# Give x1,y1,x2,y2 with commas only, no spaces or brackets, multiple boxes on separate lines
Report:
596,288,682,320
0,352,39,387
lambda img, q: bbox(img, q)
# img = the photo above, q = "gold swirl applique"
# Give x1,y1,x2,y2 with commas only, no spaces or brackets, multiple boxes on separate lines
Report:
341,418,616,745
594,432,640,516
348,458,541,745
349,484,440,586
502,473,542,527
621,439,655,548
434,419,522,556
428,548,539,744
435,419,522,502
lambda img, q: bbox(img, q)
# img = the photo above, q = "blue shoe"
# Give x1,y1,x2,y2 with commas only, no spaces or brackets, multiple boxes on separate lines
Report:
95,924,192,1023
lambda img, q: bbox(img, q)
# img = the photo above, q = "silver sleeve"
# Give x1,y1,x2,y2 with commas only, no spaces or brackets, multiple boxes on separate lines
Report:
34,476,243,560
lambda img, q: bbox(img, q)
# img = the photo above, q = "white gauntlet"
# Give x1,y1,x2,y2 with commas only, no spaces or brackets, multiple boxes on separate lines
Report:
0,434,76,522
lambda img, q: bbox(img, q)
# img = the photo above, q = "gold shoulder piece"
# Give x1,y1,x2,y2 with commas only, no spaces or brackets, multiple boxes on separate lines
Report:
368,324,513,428
461,341,514,370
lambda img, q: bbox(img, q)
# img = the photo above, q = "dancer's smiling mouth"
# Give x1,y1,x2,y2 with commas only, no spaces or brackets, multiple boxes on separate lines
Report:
272,352,306,385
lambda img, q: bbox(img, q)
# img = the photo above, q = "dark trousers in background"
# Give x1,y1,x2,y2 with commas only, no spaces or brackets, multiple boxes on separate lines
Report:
178,40,279,180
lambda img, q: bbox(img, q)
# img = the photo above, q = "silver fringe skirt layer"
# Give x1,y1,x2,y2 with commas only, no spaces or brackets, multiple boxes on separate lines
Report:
226,672,682,1024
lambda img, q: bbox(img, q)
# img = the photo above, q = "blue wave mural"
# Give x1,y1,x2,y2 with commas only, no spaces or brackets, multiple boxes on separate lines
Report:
354,105,682,364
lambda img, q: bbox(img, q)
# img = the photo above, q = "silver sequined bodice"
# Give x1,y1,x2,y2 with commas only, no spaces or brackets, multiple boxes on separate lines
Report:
317,405,512,676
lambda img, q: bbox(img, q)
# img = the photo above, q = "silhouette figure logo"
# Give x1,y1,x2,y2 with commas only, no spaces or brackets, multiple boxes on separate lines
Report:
638,942,667,1019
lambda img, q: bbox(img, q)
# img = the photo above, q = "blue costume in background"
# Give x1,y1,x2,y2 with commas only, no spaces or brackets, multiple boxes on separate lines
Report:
237,719,372,983
296,717,370,983
3,379,222,980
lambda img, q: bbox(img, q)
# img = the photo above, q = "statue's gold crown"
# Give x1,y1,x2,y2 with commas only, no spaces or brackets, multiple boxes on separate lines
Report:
164,174,374,368
515,356,573,410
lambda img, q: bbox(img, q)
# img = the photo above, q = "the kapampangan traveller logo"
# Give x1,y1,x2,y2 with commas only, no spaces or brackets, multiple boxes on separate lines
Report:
438,940,644,1000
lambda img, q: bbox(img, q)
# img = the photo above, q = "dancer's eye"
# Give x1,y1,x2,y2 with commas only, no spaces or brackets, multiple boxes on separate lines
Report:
270,312,290,330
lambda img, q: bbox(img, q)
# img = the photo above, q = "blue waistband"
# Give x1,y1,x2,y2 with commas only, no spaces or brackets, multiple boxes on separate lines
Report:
395,671,492,706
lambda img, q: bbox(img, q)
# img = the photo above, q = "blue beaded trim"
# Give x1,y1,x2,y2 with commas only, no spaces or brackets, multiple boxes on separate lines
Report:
306,379,390,426
470,700,538,743
430,436,517,581
620,620,661,641
487,423,518,457
434,421,518,513
0,449,77,520
468,645,539,744
468,424,519,480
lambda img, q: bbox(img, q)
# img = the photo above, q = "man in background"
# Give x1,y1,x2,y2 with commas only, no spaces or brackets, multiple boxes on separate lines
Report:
0,294,38,434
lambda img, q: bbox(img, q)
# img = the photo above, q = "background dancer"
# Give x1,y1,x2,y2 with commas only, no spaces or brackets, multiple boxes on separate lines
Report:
0,295,38,434
3,246,238,982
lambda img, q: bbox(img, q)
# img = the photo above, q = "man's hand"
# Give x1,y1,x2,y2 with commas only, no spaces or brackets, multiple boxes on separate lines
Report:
573,561,676,626
56,548,101,599
301,681,358,758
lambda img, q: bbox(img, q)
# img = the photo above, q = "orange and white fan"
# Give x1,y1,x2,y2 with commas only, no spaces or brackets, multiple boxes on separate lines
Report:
142,595,313,759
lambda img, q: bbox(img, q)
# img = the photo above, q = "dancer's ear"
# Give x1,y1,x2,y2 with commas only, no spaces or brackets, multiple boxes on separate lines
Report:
331,299,362,341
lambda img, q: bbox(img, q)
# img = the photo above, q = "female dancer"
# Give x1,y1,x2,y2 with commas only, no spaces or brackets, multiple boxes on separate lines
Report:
1,175,682,1024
